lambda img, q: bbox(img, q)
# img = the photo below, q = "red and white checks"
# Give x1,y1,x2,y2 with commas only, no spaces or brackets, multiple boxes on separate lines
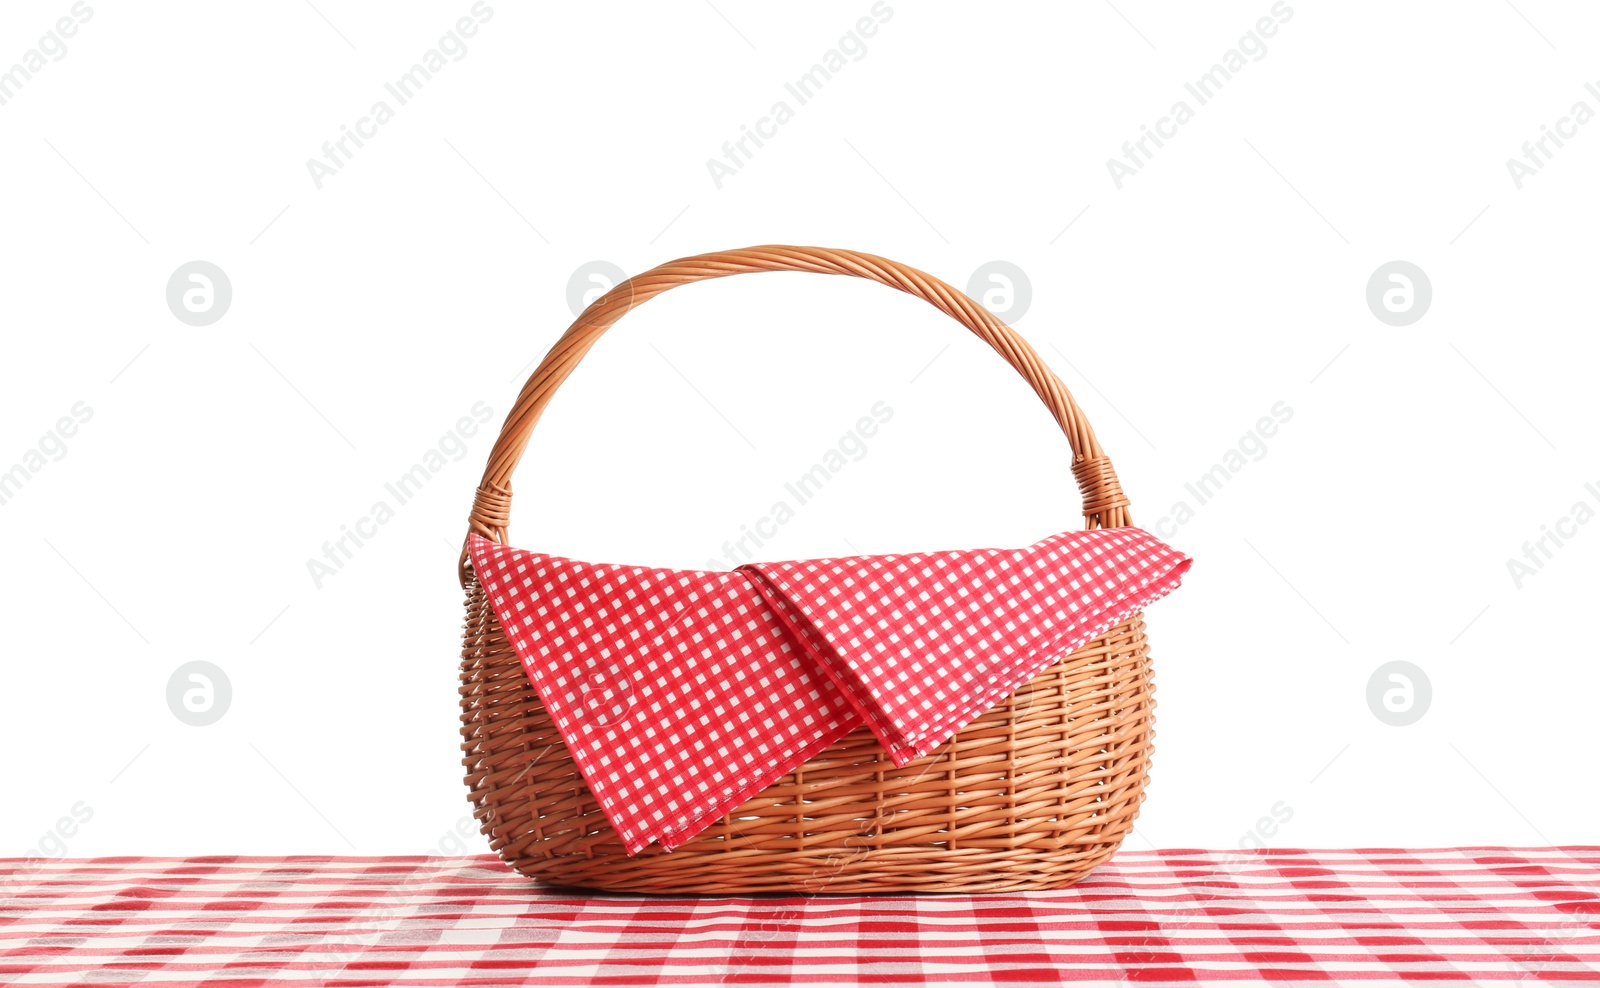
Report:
8,849,1598,985
469,527,1191,855
746,528,1191,766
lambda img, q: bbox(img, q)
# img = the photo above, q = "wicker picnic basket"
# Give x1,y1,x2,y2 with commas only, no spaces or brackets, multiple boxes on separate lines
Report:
458,246,1154,894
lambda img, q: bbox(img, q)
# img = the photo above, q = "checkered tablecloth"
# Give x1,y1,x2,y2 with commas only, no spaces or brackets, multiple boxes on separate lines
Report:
2,848,1596,985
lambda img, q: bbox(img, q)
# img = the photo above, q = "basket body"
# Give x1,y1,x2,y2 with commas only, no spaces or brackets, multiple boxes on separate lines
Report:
460,575,1155,894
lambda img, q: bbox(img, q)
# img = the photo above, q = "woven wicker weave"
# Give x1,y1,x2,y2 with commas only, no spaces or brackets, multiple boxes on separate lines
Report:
458,246,1154,894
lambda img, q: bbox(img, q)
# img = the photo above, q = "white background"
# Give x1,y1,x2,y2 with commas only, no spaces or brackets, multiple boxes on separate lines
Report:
2,0,1596,863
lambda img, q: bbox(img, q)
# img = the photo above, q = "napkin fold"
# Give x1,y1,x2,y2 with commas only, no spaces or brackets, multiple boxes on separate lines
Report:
468,527,1190,855
743,527,1192,766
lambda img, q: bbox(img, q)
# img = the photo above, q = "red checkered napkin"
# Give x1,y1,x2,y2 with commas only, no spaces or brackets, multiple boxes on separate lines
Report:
469,536,859,855
469,527,1190,855
744,528,1192,766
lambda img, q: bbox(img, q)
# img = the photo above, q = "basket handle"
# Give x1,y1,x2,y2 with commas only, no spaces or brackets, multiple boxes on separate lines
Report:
460,245,1130,585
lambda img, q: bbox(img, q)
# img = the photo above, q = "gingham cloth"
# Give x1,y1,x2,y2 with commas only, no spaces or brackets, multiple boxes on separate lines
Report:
3,849,1596,985
468,528,1191,855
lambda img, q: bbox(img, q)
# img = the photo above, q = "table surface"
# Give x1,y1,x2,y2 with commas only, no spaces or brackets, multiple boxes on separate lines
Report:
2,848,1597,986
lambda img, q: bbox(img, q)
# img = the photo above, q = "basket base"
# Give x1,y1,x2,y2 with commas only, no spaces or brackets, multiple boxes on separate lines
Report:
460,576,1154,896
529,841,1136,896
